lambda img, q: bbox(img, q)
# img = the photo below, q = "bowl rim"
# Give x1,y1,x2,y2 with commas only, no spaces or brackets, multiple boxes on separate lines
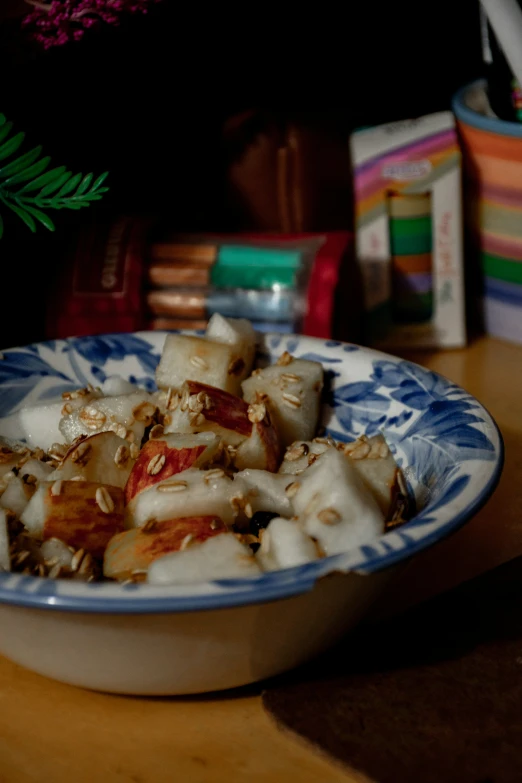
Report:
0,331,504,614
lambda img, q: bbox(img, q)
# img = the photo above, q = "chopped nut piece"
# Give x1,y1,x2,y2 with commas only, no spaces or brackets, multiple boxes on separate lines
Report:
281,373,302,383
110,422,127,440
190,355,208,370
114,444,130,468
180,533,194,551
276,351,293,366
79,406,107,430
285,481,301,498
61,403,73,416
247,401,266,424
156,480,188,493
50,480,62,497
129,443,140,460
317,507,341,525
148,424,165,441
204,469,226,482
284,443,307,462
95,486,115,514
147,453,166,476
282,392,302,409
70,548,85,572
132,401,157,423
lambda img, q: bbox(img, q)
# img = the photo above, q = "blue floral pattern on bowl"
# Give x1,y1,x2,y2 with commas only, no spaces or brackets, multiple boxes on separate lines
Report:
0,331,503,613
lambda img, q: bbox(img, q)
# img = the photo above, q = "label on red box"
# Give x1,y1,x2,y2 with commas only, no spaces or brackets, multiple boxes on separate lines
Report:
47,215,151,339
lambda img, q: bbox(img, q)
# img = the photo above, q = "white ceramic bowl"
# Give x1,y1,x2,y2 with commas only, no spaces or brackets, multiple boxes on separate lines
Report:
0,331,503,694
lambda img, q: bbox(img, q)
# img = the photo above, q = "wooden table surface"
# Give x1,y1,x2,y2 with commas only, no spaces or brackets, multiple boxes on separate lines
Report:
0,336,521,783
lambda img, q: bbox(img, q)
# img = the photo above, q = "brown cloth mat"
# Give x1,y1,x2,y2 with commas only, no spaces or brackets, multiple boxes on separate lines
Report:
263,555,522,783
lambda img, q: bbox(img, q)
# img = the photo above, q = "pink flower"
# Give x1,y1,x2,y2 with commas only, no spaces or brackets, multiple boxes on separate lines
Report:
23,0,162,48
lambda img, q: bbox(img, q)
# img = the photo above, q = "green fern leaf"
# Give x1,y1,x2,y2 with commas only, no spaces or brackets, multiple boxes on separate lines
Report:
0,122,13,146
7,202,36,232
0,115,6,127
38,170,72,198
56,172,82,198
0,132,25,163
22,204,55,232
0,146,42,179
17,166,67,194
91,172,109,192
5,157,50,187
74,173,93,196
0,213,3,239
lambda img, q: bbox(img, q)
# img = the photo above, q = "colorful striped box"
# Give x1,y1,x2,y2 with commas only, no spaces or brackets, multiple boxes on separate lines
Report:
453,80,522,345
350,112,466,349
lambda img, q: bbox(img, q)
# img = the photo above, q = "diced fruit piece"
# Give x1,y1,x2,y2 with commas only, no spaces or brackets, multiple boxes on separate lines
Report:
0,446,27,479
342,434,403,518
0,509,10,571
235,398,281,472
126,467,247,529
40,538,74,570
49,432,136,489
59,391,155,446
21,481,124,559
235,469,294,518
101,377,138,396
147,533,261,585
124,432,220,503
103,516,227,580
279,434,404,520
205,314,256,392
242,355,323,447
155,333,240,394
278,438,331,475
292,448,384,556
0,477,35,517
257,517,318,571
1,401,64,452
19,458,54,482
164,381,252,447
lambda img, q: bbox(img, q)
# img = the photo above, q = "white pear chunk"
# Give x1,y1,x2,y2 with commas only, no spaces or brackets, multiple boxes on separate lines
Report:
257,517,318,571
8,401,64,452
19,458,54,482
49,432,136,489
242,356,323,447
342,434,402,518
0,477,34,517
278,439,331,475
279,435,403,519
148,533,261,585
155,334,239,394
293,448,384,556
234,470,294,518
40,537,74,570
0,509,10,571
101,377,138,396
205,314,256,392
126,468,247,529
59,390,155,445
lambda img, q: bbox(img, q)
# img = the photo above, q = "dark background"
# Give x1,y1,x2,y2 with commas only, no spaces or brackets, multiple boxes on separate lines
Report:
0,0,484,343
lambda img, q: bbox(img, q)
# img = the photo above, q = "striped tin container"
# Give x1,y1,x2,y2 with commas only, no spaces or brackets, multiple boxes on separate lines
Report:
453,80,522,344
387,191,433,323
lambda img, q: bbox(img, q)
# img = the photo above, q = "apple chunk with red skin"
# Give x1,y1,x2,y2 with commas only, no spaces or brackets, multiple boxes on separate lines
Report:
124,431,220,504
164,381,280,470
21,481,124,559
103,516,227,580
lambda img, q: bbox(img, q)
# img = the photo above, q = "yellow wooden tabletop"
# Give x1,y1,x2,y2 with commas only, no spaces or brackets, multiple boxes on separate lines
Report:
0,336,520,783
